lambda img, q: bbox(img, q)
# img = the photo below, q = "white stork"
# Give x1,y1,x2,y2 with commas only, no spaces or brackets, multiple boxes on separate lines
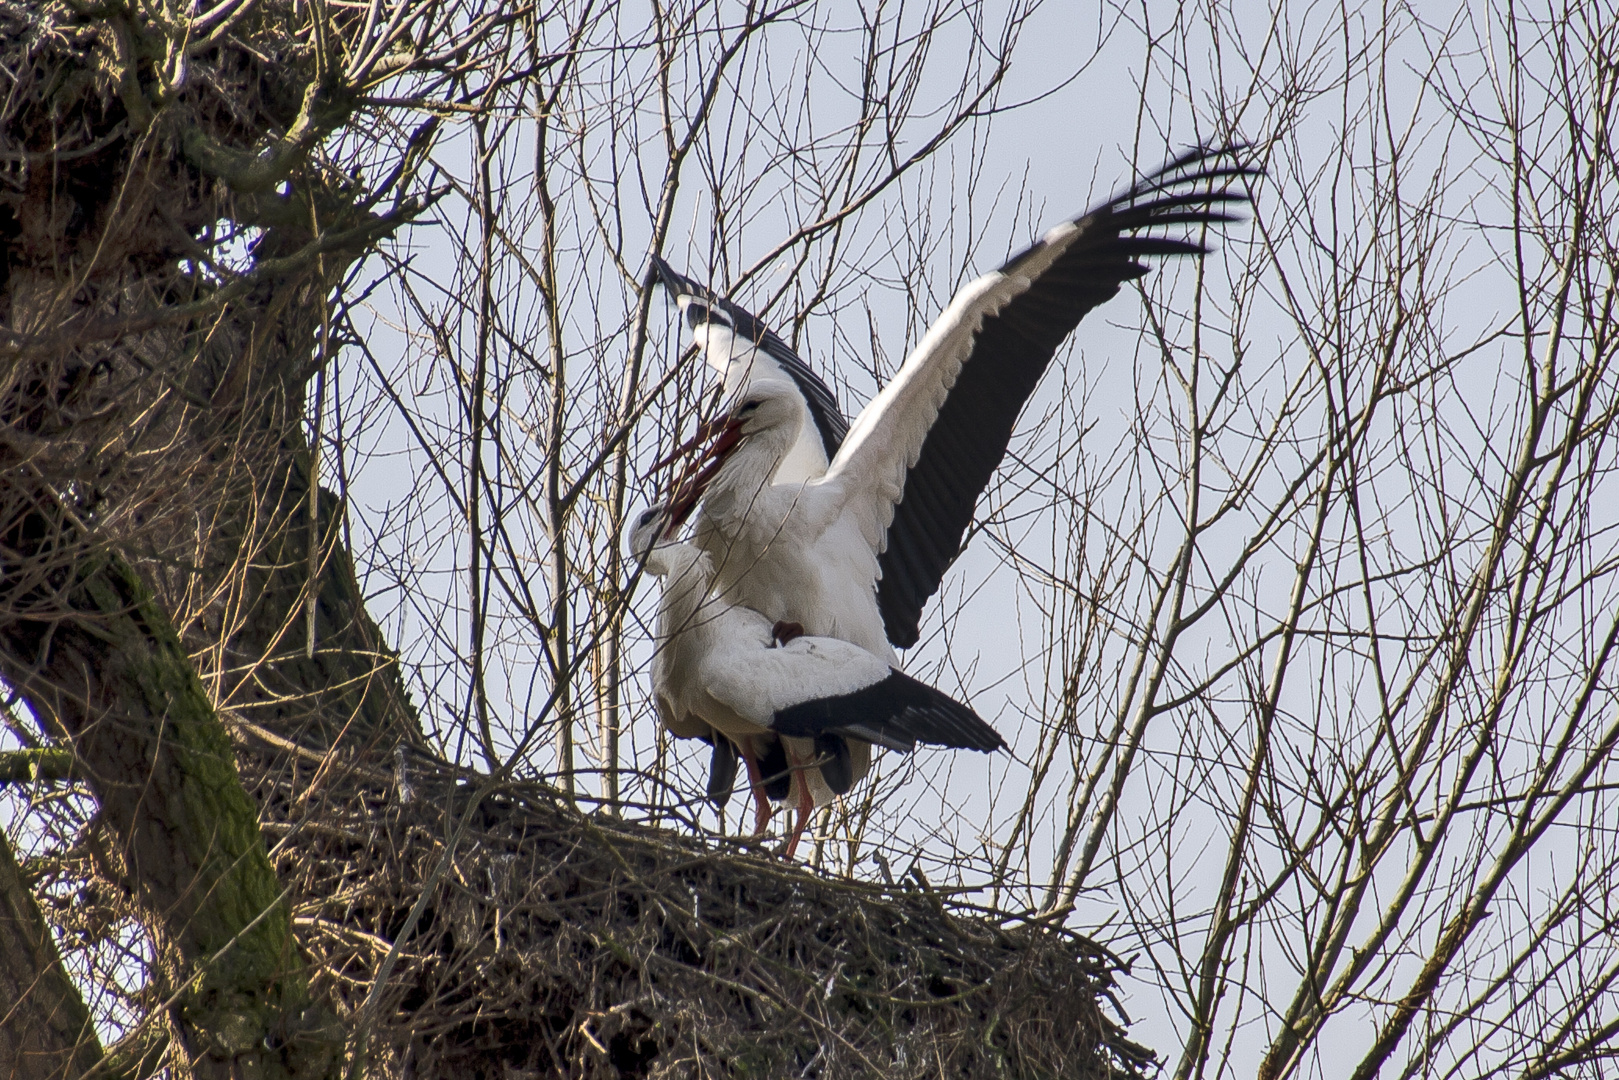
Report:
626,503,1003,857
663,145,1256,654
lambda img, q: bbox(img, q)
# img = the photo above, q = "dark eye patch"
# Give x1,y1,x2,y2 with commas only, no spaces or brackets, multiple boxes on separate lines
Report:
685,302,732,331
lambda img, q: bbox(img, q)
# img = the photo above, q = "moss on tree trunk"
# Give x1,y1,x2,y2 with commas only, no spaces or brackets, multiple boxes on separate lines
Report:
0,548,341,1080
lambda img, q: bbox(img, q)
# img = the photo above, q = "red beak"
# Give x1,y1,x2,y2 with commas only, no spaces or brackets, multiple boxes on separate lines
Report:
663,419,745,529
644,415,728,479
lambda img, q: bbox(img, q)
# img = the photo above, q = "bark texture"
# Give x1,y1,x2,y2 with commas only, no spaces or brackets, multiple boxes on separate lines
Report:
0,550,341,1080
0,826,101,1080
1,5,413,1075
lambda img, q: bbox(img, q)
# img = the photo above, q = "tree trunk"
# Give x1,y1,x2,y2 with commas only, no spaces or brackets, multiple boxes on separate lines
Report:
0,826,101,1080
0,543,342,1080
1,5,418,1075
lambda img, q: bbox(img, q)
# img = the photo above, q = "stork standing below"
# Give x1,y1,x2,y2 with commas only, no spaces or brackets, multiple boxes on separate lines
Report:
626,503,1003,858
664,146,1257,655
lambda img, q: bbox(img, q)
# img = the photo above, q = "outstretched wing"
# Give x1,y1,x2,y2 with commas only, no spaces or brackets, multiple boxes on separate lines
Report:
822,145,1258,647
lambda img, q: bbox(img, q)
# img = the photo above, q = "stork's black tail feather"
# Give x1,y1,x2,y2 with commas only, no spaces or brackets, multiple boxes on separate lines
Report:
772,670,1004,754
706,735,739,810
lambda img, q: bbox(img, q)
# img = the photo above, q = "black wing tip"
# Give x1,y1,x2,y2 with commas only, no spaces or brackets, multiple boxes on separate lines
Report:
1153,142,1249,177
878,562,928,648
647,254,757,327
707,735,739,809
648,252,687,293
648,254,726,306
918,693,1005,753
1119,165,1261,233
996,145,1260,277
885,618,921,650
756,736,793,801
1094,237,1213,259
1108,144,1261,217
1144,143,1263,188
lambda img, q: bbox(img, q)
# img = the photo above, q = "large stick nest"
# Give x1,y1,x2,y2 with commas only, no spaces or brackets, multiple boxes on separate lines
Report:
247,745,1155,1079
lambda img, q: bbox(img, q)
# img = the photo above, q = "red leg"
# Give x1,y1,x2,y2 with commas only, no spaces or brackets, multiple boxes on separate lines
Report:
781,779,815,860
742,752,772,836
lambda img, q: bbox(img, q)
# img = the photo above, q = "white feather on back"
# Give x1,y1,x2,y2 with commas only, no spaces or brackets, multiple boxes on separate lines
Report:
701,632,890,726
645,538,892,728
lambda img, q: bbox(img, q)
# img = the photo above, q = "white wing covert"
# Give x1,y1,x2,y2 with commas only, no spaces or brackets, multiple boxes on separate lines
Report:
700,634,890,726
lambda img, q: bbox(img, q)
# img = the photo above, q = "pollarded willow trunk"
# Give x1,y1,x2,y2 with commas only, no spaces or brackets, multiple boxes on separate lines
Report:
0,547,343,1079
1,2,430,753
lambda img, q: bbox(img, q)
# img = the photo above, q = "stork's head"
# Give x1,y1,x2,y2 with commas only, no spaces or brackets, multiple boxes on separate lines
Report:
707,379,804,470
625,502,679,573
647,255,764,383
646,380,805,528
729,379,804,436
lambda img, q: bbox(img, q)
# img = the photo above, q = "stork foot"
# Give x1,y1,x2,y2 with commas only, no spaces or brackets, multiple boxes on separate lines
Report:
772,620,805,646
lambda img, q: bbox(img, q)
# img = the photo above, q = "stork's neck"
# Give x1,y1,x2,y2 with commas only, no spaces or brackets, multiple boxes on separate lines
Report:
649,542,718,645
700,324,760,390
705,423,796,523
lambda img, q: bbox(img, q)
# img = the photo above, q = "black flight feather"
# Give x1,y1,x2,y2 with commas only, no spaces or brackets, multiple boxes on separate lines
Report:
772,670,1004,754
755,737,793,802
706,734,739,810
875,144,1258,647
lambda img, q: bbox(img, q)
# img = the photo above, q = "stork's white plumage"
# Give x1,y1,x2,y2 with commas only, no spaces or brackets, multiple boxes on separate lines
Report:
685,380,898,659
626,504,1001,857
666,146,1257,651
